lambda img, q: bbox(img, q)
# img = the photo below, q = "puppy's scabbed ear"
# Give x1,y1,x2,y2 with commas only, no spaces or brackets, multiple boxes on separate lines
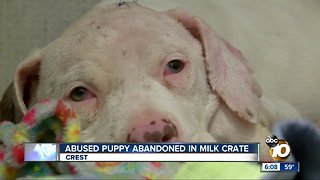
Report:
0,49,42,123
164,9,262,123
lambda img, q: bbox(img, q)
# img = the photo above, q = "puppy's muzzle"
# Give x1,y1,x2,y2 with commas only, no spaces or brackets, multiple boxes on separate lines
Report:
127,113,180,143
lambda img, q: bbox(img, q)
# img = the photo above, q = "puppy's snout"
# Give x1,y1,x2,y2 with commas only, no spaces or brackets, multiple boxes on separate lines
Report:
127,114,179,143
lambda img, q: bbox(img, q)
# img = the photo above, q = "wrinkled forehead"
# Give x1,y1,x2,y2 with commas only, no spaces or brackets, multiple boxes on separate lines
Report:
44,4,198,72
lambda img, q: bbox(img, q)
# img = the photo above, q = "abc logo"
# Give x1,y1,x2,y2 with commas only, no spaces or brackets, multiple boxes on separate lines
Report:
265,135,291,161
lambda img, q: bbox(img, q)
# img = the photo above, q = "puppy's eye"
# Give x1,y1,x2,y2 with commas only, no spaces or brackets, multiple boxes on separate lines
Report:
165,60,184,74
69,87,95,101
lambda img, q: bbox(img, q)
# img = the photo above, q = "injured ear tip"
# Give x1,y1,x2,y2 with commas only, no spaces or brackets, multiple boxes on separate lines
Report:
245,108,254,118
238,109,257,124
248,116,258,124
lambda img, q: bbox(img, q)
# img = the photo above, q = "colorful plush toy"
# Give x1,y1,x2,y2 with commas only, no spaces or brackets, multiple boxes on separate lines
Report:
0,99,179,179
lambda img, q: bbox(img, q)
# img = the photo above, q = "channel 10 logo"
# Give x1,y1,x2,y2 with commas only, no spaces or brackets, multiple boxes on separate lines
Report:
24,143,57,161
265,135,291,161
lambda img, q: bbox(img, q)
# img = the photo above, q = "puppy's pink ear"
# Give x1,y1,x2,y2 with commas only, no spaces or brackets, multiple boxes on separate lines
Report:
0,49,42,123
164,9,262,123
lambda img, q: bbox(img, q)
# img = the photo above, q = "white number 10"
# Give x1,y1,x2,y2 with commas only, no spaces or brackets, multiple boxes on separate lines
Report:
33,144,56,159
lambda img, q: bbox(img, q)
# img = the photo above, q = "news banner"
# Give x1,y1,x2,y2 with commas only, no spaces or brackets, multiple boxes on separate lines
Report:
24,142,299,172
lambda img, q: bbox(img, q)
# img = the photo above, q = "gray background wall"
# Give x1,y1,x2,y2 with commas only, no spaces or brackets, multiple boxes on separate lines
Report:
0,0,101,95
1,0,320,98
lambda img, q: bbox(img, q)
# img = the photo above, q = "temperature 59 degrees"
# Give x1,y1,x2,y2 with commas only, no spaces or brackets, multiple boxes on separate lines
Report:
280,162,300,172
285,163,294,170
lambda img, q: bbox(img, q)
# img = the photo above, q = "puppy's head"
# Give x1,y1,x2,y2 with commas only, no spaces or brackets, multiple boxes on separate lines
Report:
0,3,262,143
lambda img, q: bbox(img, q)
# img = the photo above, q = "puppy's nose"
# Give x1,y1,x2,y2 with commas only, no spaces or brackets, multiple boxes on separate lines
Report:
127,114,179,143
